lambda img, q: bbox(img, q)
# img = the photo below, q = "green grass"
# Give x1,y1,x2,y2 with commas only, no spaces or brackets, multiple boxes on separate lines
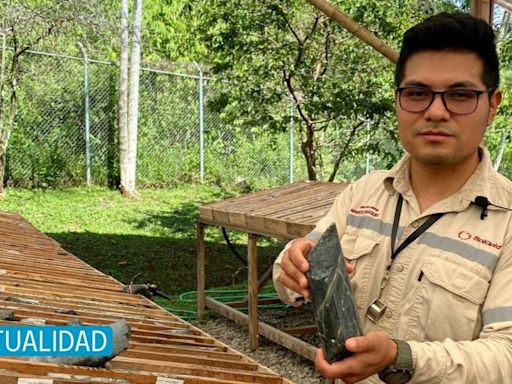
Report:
0,186,285,317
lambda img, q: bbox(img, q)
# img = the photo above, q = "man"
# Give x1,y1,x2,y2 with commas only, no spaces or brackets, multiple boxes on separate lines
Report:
273,12,512,384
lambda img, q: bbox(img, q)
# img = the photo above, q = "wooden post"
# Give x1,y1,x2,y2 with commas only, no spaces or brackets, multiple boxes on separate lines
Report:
248,233,259,351
471,0,493,23
197,222,206,319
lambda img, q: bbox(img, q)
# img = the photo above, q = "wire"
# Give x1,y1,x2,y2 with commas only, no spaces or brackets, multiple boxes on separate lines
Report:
221,227,247,265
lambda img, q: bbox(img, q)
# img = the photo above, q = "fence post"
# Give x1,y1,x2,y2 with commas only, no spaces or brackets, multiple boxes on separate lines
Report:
289,97,294,183
79,43,92,186
193,62,205,183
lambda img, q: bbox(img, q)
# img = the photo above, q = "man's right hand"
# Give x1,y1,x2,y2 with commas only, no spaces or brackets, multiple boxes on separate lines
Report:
277,238,316,300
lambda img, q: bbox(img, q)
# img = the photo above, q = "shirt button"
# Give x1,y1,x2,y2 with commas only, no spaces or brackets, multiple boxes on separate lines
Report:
396,264,404,272
411,221,419,228
385,310,393,319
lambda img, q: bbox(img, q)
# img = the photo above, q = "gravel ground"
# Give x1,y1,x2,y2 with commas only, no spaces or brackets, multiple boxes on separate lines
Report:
192,304,326,384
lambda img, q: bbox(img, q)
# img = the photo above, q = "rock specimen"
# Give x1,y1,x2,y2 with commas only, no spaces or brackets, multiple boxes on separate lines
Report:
306,223,362,363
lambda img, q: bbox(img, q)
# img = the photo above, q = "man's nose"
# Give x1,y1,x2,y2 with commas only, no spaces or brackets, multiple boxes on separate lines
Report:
424,94,450,120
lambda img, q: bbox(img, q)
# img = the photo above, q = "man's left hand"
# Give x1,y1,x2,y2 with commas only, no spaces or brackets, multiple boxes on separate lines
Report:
315,331,397,383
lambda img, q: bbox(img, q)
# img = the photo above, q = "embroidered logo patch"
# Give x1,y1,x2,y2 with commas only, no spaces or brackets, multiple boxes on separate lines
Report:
350,205,379,217
458,230,502,250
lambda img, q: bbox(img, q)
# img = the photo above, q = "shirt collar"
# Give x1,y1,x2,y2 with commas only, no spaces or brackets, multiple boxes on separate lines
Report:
383,147,504,211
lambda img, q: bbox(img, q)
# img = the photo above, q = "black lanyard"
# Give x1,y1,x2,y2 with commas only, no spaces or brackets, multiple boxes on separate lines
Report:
390,194,444,261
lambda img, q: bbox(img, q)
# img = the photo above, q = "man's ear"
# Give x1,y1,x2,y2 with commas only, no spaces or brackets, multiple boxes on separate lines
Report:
488,89,502,126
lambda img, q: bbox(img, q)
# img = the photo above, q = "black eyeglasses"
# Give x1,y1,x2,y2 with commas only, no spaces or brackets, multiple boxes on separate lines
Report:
396,87,495,115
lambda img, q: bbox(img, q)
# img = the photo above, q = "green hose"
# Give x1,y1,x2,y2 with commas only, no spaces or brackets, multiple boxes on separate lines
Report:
162,287,289,320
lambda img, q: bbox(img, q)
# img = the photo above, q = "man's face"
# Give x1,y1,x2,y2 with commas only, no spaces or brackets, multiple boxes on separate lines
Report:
395,50,501,168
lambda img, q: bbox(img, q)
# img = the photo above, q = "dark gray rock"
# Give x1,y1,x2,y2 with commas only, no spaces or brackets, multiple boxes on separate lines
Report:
306,223,362,363
0,309,14,320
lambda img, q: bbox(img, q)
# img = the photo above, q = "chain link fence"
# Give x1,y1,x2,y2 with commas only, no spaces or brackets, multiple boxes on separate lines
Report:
6,50,400,190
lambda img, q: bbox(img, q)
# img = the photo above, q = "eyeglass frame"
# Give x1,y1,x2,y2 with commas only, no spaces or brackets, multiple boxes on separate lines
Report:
396,86,496,115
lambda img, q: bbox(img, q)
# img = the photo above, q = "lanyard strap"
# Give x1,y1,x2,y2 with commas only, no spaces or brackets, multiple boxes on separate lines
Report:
390,194,444,260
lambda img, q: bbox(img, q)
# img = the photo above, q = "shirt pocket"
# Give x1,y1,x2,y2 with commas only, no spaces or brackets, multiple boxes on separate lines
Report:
341,232,381,310
414,256,490,341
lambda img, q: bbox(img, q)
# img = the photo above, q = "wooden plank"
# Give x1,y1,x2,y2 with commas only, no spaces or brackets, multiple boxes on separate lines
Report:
0,358,157,383
129,341,237,360
0,293,188,324
205,298,317,361
201,182,308,214
110,356,283,384
496,0,512,13
281,325,318,336
0,371,133,383
199,182,327,232
119,350,259,371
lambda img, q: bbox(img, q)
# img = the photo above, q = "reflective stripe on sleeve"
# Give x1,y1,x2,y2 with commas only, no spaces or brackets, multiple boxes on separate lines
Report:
483,306,512,326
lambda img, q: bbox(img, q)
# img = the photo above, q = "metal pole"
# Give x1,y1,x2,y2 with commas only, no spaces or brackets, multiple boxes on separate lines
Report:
289,98,294,183
193,62,205,183
79,43,91,186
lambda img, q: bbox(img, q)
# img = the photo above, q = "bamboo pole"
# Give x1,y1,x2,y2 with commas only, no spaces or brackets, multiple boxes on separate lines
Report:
305,0,399,63
495,0,511,14
471,0,493,23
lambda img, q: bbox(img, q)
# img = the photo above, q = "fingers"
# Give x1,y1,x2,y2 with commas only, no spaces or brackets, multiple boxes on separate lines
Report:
345,336,366,353
345,261,354,274
288,238,314,272
315,348,361,382
278,238,314,298
315,333,397,383
278,270,310,299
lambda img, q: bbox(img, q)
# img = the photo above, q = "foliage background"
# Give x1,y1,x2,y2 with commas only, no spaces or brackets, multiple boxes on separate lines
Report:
3,0,512,191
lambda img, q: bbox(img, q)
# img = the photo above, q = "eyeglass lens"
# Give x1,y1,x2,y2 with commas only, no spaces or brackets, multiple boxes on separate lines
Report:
399,88,482,115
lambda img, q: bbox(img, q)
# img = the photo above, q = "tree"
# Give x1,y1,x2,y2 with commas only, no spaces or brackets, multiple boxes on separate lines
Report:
142,0,206,62
0,0,114,196
197,0,462,182
119,0,143,197
119,0,130,194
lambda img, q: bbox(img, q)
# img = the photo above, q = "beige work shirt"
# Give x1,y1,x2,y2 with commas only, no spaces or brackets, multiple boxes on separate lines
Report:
273,148,512,383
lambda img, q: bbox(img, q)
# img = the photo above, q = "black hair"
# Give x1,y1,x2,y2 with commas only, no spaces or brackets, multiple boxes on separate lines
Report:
395,12,499,89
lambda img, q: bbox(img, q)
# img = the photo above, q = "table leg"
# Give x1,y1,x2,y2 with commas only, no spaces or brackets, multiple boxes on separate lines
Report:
248,233,258,351
197,222,206,319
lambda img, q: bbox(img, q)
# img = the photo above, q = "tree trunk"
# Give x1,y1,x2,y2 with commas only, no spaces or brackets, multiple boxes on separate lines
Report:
118,0,129,195
125,0,142,197
328,120,365,181
301,121,317,181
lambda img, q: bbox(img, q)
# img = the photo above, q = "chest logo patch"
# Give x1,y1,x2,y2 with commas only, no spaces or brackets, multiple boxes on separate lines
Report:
458,230,502,250
350,205,379,217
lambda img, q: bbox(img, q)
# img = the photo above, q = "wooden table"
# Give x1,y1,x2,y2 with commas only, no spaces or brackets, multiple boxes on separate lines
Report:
197,181,348,360
0,211,296,383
